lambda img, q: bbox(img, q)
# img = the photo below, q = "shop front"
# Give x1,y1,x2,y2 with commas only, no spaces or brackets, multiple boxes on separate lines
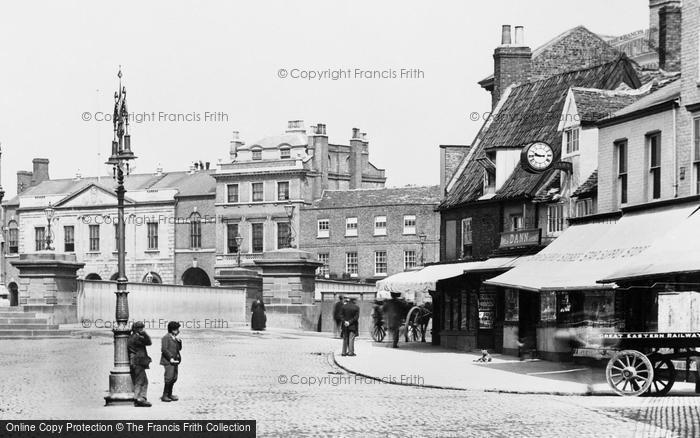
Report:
485,201,698,361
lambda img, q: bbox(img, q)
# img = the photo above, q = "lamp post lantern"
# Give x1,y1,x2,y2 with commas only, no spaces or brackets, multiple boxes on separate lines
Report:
419,233,427,266
283,202,295,248
235,234,243,267
44,203,55,251
104,68,137,406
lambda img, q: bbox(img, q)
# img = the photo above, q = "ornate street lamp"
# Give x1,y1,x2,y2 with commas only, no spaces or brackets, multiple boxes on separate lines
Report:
44,203,55,251
283,202,295,248
419,233,427,266
104,68,137,406
235,234,243,267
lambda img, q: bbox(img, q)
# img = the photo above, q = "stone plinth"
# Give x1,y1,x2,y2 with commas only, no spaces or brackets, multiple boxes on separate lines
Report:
254,249,322,305
10,252,85,324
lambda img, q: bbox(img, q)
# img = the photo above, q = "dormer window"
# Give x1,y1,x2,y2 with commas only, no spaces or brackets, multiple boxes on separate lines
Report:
280,147,291,159
252,147,262,160
565,127,579,154
483,170,496,195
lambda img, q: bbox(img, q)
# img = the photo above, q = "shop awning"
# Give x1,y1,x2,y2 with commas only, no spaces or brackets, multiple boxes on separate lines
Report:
600,206,700,283
376,257,523,302
484,203,698,292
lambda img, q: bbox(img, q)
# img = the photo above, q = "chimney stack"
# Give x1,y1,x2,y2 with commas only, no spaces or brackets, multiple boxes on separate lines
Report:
492,25,532,109
649,0,681,51
309,122,329,199
229,130,245,161
31,158,49,185
286,120,305,133
348,127,365,190
658,5,681,71
16,171,32,194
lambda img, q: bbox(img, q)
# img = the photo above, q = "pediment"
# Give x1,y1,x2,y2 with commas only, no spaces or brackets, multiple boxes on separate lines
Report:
55,184,135,208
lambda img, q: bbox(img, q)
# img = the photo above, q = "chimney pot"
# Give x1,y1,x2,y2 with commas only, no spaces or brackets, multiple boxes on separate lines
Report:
501,25,512,45
514,26,525,45
286,120,305,133
205,162,210,170
352,128,361,139
232,130,240,140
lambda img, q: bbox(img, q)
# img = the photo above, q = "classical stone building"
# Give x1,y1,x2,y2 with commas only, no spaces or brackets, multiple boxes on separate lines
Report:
300,186,440,283
2,160,217,295
213,121,386,275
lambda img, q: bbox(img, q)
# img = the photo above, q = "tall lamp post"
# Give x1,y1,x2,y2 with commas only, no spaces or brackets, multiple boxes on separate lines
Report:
283,202,296,248
105,68,137,406
419,233,427,266
44,203,55,251
235,234,243,267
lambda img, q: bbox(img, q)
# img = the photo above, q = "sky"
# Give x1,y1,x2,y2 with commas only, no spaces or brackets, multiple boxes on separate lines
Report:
0,0,647,196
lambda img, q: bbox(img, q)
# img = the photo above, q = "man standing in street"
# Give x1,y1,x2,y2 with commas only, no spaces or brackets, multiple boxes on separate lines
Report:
333,295,345,338
127,321,152,407
160,321,182,402
341,297,360,356
383,292,406,348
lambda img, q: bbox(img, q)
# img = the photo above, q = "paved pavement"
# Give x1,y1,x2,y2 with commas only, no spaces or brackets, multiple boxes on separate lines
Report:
0,327,697,437
334,338,699,396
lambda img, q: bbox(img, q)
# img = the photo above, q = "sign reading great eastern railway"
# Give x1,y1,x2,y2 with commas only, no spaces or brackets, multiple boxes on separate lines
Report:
499,229,542,249
602,332,700,339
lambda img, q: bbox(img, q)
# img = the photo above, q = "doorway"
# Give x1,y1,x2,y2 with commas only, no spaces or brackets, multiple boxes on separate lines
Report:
518,291,539,352
9,282,18,307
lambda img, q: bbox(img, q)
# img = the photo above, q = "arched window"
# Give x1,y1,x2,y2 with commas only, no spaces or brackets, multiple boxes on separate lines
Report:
190,212,202,249
85,273,102,281
7,220,18,254
142,272,162,284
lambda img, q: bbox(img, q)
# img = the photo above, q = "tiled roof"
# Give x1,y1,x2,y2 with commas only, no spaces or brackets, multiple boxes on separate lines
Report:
572,170,598,198
312,186,440,209
571,88,642,124
603,77,680,120
4,170,215,205
441,56,640,210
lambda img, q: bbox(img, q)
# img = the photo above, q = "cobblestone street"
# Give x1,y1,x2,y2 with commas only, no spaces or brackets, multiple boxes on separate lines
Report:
0,329,698,437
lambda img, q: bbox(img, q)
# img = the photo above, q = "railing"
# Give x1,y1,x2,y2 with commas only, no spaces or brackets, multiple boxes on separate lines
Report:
216,253,264,264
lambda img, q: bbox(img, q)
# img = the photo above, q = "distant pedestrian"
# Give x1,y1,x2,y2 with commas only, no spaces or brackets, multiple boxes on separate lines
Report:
383,292,407,348
160,321,182,402
341,297,360,357
127,321,152,407
251,298,266,331
333,295,345,338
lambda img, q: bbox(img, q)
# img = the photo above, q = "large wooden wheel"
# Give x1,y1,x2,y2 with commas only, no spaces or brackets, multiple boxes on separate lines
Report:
643,355,675,397
606,350,654,396
372,324,386,342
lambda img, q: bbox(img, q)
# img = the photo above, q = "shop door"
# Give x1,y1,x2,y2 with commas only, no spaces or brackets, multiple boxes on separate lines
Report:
518,291,539,351
477,289,496,350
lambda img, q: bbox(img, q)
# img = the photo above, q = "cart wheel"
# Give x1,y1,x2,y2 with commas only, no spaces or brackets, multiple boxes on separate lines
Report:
606,350,654,396
372,325,386,342
408,324,420,342
643,356,675,397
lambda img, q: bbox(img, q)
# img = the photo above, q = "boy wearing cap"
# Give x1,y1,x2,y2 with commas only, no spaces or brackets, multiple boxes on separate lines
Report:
160,321,182,402
127,321,152,407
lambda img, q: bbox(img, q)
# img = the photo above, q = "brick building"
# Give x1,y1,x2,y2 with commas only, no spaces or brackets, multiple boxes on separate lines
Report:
213,121,386,275
1,159,217,299
300,186,440,283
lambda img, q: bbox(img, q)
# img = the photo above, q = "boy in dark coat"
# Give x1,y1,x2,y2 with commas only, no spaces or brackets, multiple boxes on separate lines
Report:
341,297,360,356
160,321,182,402
127,321,152,407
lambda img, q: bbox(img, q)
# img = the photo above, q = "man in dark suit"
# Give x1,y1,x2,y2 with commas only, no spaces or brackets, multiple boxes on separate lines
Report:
160,321,182,402
341,297,360,357
383,292,406,348
127,321,152,407
333,295,345,338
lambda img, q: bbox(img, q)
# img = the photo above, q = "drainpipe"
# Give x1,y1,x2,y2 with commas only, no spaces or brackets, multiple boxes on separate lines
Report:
673,99,679,198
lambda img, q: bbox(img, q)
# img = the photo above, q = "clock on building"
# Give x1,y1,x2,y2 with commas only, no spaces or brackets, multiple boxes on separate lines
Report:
520,141,555,173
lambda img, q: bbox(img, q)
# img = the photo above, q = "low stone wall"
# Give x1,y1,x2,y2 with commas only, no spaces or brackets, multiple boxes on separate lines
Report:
78,280,246,330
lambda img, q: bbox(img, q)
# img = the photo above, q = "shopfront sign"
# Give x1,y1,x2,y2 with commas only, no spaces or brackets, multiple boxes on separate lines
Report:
602,332,700,339
499,229,541,249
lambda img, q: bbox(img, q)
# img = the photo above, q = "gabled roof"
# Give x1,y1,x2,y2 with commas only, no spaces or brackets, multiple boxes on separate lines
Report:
312,186,440,209
571,87,643,124
441,56,640,210
479,26,621,88
572,170,598,198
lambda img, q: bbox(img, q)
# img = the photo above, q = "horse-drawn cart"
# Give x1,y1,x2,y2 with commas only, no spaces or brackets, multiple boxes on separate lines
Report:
602,331,700,396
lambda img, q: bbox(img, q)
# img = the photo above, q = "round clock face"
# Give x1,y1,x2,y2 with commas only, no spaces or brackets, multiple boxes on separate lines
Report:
525,142,554,172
